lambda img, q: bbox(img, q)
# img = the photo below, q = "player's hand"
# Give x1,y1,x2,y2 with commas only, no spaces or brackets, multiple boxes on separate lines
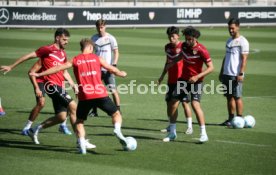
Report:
35,88,43,98
72,84,79,95
29,72,40,77
188,76,199,83
237,75,244,82
120,71,127,77
157,77,163,85
0,66,12,75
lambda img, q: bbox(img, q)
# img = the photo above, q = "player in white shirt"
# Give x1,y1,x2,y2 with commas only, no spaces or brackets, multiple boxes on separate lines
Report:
90,19,121,116
219,18,249,126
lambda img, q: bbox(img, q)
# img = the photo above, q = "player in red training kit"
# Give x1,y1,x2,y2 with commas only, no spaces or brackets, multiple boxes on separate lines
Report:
31,38,128,154
166,26,214,143
157,26,193,141
0,28,73,136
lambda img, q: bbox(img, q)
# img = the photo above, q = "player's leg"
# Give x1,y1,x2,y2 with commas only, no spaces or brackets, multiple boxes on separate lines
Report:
76,100,96,154
191,100,208,142
22,82,46,135
96,97,127,147
27,111,67,144
105,72,121,112
27,85,72,144
220,75,236,126
21,96,45,135
163,99,179,142
236,98,243,117
235,81,243,117
161,83,180,133
190,82,208,142
182,101,193,134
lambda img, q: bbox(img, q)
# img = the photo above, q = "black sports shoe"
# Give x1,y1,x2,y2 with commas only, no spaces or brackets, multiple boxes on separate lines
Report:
89,110,98,117
220,119,232,126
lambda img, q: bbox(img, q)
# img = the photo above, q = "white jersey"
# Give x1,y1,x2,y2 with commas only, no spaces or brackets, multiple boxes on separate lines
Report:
223,35,249,76
91,33,118,71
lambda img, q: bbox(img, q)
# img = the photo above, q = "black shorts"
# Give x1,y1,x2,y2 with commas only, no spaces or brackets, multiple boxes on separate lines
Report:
165,83,179,102
175,80,203,102
38,82,46,97
76,97,118,120
46,85,73,114
102,71,116,91
221,75,243,98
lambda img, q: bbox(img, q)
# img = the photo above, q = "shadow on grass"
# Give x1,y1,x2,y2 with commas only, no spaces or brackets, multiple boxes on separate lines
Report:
0,138,114,156
138,118,222,126
16,110,55,115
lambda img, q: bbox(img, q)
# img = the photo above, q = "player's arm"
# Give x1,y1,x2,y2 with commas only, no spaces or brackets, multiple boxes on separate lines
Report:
188,61,214,83
112,48,119,66
165,54,183,70
30,61,73,77
63,69,78,95
237,53,248,82
0,52,37,74
99,57,127,77
157,60,168,85
28,59,43,98
219,56,225,82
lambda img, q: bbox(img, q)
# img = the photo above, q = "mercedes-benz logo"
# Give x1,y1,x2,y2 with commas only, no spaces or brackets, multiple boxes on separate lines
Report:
0,8,9,24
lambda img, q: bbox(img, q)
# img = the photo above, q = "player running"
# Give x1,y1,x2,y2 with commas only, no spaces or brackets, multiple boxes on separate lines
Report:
0,28,73,135
30,38,128,154
165,26,214,143
157,26,193,136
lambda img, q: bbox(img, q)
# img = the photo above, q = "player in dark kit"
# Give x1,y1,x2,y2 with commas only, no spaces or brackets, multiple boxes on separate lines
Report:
31,38,128,154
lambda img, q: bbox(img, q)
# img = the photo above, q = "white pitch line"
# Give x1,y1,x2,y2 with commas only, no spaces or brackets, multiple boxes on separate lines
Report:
124,129,164,137
244,96,276,99
215,140,272,147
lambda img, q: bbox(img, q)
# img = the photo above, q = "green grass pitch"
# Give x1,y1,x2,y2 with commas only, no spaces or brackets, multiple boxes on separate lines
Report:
0,27,276,175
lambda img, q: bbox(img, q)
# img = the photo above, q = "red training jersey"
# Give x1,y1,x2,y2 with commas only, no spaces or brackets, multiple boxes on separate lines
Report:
36,68,45,83
72,53,108,101
165,41,183,84
181,42,211,82
36,44,67,87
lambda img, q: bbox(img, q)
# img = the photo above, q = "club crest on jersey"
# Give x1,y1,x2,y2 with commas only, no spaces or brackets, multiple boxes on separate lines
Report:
193,50,198,55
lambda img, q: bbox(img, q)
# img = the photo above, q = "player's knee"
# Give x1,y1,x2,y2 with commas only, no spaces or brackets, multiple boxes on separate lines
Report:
37,98,45,108
112,110,121,118
68,101,77,113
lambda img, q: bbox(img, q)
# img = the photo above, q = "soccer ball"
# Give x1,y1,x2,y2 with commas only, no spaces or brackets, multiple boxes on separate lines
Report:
231,116,245,129
124,137,137,151
244,115,256,128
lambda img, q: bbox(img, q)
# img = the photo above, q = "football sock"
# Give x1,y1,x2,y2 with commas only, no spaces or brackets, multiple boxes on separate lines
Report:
169,123,176,135
34,125,43,135
78,137,85,145
200,125,207,135
187,117,192,128
23,120,33,130
229,114,234,120
114,122,121,131
60,117,67,126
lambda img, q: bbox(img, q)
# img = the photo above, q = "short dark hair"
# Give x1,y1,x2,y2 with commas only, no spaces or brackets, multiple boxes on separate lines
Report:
228,18,240,26
80,38,93,51
182,26,200,39
55,28,70,38
95,19,106,27
166,26,179,35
